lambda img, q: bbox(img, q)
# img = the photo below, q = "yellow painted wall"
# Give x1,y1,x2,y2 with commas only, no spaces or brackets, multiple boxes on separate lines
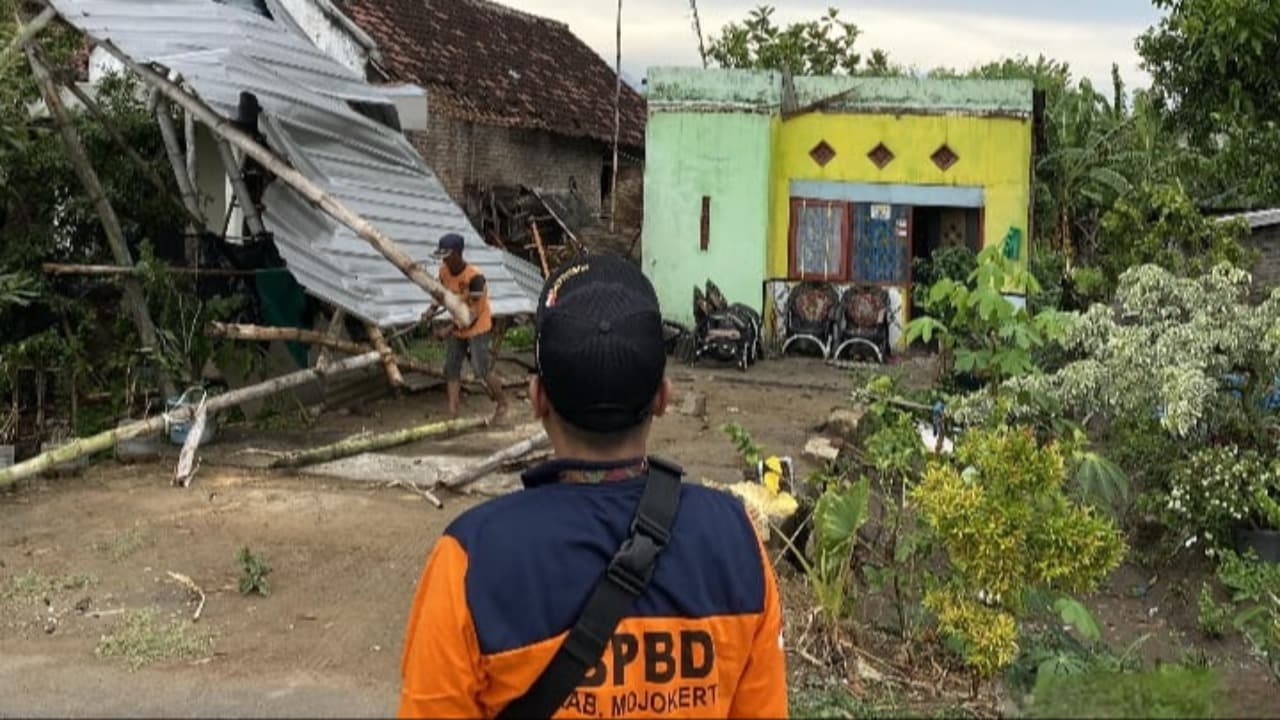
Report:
767,113,1033,279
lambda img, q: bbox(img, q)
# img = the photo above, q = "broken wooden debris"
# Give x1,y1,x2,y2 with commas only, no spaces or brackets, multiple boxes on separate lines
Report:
215,138,267,238
165,571,206,622
0,352,382,488
366,323,406,389
437,430,550,491
96,40,475,328
154,97,203,265
173,395,209,487
269,416,488,470
24,42,176,399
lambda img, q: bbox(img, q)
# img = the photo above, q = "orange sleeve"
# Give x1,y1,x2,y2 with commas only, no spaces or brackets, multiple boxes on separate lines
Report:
398,536,488,719
729,540,789,719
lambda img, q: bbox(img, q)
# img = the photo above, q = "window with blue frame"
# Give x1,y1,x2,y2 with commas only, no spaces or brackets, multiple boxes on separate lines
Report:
851,203,912,284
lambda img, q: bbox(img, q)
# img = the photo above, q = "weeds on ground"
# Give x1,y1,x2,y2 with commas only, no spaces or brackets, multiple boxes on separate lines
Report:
1,570,95,602
95,608,212,670
404,338,446,365
237,546,272,597
1025,665,1219,718
93,527,149,562
503,325,535,353
790,682,977,719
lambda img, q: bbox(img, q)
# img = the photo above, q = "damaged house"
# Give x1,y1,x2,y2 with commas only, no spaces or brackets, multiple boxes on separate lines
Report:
338,0,649,258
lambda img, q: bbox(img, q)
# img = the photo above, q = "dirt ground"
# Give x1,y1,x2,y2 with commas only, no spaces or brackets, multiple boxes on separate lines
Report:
1,356,1277,717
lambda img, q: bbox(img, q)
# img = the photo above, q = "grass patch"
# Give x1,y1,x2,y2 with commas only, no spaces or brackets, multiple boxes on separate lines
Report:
789,684,975,719
1,570,95,602
503,324,535,352
93,528,149,562
1027,666,1219,718
95,608,212,671
404,338,446,365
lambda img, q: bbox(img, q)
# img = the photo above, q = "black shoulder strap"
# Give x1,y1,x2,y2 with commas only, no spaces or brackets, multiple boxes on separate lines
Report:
496,458,683,720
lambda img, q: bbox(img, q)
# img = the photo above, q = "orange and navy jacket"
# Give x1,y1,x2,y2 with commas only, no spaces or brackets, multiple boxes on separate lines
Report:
398,462,789,718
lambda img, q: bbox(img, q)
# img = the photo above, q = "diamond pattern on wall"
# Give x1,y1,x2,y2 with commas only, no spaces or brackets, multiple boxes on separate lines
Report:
867,142,895,169
809,140,837,167
932,144,959,171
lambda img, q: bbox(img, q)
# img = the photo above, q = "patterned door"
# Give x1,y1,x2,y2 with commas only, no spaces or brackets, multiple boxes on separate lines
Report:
851,203,911,284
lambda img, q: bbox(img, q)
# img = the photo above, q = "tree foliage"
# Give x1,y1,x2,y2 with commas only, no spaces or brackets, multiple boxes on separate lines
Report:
705,5,892,76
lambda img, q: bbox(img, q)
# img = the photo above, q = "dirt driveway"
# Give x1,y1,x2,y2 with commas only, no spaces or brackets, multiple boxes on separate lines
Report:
0,358,857,717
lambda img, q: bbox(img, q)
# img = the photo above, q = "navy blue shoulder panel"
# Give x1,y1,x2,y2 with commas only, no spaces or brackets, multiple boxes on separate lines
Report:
445,477,766,656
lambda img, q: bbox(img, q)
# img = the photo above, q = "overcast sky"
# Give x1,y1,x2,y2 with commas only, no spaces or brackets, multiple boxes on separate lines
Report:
498,0,1166,91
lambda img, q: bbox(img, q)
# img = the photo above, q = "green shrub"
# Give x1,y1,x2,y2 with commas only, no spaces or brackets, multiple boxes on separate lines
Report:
911,427,1126,678
237,547,272,597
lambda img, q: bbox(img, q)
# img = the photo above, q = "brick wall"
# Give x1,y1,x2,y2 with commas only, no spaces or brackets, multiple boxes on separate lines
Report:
1250,225,1280,299
408,113,607,213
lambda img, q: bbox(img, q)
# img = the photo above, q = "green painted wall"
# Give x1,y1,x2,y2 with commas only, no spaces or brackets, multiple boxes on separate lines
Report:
642,112,772,324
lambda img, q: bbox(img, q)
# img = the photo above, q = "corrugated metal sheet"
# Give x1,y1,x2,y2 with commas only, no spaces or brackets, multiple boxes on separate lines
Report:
50,0,542,326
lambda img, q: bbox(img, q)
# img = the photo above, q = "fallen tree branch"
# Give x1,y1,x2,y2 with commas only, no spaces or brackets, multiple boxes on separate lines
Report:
437,430,549,490
388,478,444,509
0,352,382,487
166,571,206,622
269,416,488,469
95,39,474,328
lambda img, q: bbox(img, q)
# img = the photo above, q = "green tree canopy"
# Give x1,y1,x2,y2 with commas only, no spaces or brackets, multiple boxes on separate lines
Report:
705,5,894,76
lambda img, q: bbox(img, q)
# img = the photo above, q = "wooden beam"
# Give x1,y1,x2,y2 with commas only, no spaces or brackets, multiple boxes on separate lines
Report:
96,40,475,328
268,416,488,469
25,46,176,399
42,263,257,278
315,308,346,371
50,68,206,228
436,430,550,490
530,222,550,277
366,323,405,389
215,139,267,237
0,352,383,487
154,98,203,264
0,5,54,69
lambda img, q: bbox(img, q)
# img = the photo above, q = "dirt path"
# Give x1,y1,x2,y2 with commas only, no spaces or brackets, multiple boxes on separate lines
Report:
0,358,856,717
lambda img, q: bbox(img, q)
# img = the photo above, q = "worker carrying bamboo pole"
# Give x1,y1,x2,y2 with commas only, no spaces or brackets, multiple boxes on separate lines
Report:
420,233,508,424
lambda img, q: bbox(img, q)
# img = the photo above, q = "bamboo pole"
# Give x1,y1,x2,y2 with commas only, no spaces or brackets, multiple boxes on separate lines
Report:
25,47,176,399
43,263,257,278
0,352,383,487
206,322,443,378
529,222,550,277
95,41,474,328
437,430,549,490
609,0,622,234
0,5,54,69
215,139,267,237
269,416,488,469
154,98,203,264
366,323,405,389
51,68,206,228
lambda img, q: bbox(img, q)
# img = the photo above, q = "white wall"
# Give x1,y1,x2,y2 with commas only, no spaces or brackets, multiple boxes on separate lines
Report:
274,0,368,76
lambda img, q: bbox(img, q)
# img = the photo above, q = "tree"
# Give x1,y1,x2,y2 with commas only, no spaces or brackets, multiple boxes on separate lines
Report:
705,5,892,76
1138,0,1280,143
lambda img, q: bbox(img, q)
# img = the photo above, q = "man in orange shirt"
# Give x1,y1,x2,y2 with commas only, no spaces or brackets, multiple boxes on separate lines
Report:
399,255,788,719
424,233,508,423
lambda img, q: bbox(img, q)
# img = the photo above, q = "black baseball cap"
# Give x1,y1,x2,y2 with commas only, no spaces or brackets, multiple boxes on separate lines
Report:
433,233,464,258
535,254,667,434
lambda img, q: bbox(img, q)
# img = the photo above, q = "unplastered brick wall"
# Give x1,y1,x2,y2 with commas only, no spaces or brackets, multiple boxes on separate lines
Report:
409,113,606,212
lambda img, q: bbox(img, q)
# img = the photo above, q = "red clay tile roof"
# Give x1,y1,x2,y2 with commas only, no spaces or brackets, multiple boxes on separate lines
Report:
339,0,646,149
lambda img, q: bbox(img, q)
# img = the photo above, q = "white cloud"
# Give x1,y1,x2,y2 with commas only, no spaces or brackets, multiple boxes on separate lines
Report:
498,0,1157,90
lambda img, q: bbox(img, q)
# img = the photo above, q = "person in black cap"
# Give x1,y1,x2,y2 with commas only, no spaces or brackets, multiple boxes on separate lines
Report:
398,255,788,719
422,232,507,423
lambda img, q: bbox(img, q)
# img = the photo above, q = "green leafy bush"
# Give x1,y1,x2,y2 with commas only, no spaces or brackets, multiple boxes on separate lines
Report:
911,427,1126,678
1095,180,1253,292
1161,446,1280,553
1027,665,1219,718
905,245,1069,386
237,547,272,597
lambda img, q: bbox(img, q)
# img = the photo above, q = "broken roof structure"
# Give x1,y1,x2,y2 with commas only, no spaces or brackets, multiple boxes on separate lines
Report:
50,0,543,326
341,0,647,150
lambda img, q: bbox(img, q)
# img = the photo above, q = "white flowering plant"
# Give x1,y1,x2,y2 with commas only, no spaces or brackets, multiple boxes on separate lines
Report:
952,263,1280,445
1162,445,1280,553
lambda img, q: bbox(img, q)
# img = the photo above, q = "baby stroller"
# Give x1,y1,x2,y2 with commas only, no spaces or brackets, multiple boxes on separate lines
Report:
691,282,762,371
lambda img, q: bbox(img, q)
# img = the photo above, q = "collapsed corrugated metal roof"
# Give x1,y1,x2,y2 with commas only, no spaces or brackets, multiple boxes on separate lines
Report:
49,0,543,326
